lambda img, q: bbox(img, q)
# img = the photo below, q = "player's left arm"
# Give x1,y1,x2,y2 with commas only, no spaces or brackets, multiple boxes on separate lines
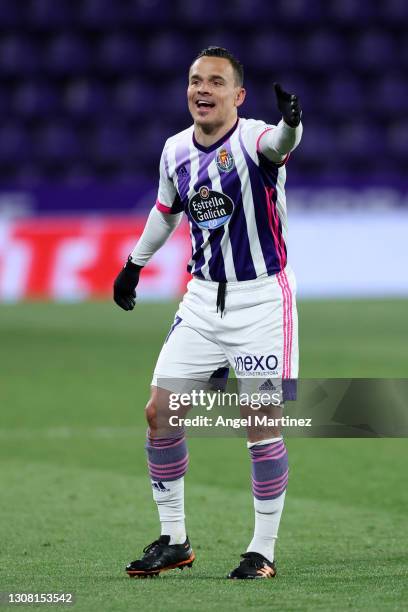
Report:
258,83,303,164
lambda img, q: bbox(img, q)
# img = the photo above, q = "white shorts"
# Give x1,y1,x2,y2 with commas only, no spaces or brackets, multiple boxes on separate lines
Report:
152,265,298,397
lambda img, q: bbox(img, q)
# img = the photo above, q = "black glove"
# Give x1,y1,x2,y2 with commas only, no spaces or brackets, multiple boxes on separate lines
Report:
273,83,302,128
113,256,142,311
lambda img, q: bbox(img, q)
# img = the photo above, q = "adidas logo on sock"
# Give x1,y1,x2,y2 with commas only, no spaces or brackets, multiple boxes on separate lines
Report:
152,481,170,492
258,379,276,391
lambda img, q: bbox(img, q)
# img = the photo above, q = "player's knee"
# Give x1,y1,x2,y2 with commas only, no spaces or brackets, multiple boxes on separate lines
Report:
145,397,158,429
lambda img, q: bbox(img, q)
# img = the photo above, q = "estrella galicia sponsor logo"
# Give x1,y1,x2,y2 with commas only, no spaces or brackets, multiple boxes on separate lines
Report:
216,147,234,173
234,354,279,376
189,185,234,230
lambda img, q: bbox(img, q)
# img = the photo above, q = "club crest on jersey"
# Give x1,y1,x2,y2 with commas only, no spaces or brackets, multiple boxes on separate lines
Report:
216,148,234,173
189,186,234,230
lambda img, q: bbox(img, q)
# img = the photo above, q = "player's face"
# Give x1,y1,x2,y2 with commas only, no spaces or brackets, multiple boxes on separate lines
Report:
187,57,246,131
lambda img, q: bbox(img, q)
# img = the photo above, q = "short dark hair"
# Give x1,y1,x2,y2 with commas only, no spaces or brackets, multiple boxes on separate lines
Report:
192,46,244,86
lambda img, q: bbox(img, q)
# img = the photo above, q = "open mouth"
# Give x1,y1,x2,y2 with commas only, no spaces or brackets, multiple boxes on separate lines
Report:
195,99,215,111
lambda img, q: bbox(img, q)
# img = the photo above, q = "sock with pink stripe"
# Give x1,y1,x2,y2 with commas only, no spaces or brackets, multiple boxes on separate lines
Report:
146,430,189,545
246,437,288,562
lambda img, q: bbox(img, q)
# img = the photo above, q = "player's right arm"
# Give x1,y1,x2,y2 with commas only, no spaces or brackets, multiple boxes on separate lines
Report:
113,146,183,311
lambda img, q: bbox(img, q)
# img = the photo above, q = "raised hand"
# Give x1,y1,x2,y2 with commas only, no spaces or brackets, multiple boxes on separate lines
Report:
273,83,302,128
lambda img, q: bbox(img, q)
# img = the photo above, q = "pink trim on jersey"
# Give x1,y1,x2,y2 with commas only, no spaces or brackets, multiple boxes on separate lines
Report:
264,186,293,378
270,197,287,268
155,199,171,214
256,128,290,166
256,127,275,154
265,187,287,270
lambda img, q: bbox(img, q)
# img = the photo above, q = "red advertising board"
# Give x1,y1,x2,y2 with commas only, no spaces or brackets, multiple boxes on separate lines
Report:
0,216,191,301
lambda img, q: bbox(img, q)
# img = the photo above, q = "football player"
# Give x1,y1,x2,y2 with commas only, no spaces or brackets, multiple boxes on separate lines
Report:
114,46,302,579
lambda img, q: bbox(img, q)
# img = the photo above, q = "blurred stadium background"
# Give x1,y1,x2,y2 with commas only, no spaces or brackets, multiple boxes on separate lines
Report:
1,2,407,610
0,0,407,300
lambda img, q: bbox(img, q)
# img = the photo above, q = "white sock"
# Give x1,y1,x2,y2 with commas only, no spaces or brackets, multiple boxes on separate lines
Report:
152,477,186,544
246,491,286,563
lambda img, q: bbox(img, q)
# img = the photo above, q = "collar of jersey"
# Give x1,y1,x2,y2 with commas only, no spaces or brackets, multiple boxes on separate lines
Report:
192,117,239,153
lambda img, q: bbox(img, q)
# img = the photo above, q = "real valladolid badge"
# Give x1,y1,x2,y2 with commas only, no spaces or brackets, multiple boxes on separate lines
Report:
216,148,234,173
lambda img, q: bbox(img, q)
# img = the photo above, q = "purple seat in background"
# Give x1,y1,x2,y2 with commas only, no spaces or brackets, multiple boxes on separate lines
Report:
91,123,132,163
166,79,190,119
329,0,375,23
45,34,93,75
387,120,408,157
113,79,156,118
294,122,334,161
352,31,396,71
37,123,82,162
28,0,75,29
63,79,109,117
373,75,408,115
0,89,9,116
274,0,323,23
220,0,274,24
0,123,31,162
97,34,141,74
247,34,297,70
241,79,265,120
146,35,190,72
14,164,45,186
13,81,59,118
125,0,172,26
0,1,406,184
302,31,346,71
79,0,126,28
176,0,220,25
0,0,23,27
337,122,382,161
62,162,95,185
0,36,40,75
133,121,168,161
325,76,364,117
380,0,408,23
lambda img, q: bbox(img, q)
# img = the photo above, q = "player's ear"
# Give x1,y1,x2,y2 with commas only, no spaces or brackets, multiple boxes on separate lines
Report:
235,87,246,108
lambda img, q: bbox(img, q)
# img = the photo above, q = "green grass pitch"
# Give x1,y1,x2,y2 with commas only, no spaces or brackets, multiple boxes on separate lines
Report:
0,300,407,611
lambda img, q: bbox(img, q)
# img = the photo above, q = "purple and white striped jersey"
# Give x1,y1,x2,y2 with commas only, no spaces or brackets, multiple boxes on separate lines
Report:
156,117,291,282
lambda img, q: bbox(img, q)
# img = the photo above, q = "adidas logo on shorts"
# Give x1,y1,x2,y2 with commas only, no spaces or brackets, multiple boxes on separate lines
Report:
258,379,276,391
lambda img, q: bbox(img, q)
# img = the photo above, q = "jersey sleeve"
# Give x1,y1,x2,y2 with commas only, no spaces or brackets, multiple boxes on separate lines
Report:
156,145,184,214
241,120,289,167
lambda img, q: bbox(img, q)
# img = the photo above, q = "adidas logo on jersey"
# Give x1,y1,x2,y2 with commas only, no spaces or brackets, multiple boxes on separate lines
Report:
177,165,188,177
